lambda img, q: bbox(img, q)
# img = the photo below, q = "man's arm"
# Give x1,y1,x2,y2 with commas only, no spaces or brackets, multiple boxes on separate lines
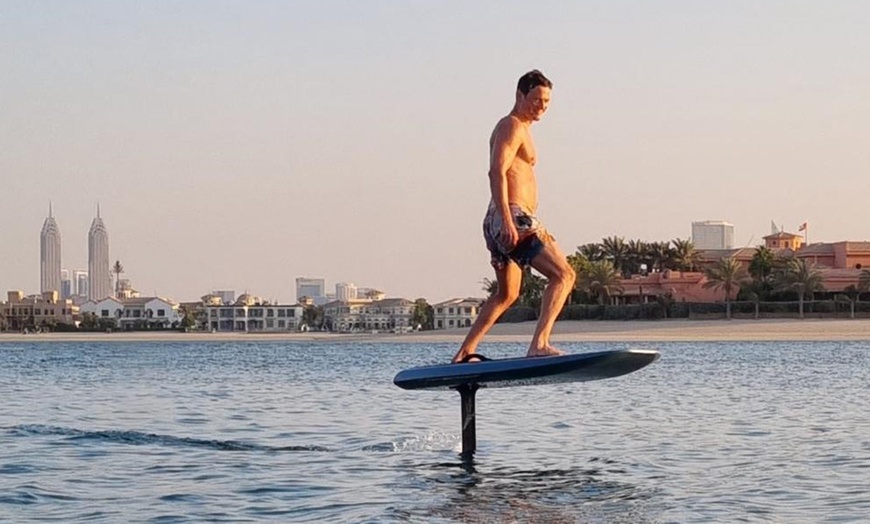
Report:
489,117,524,250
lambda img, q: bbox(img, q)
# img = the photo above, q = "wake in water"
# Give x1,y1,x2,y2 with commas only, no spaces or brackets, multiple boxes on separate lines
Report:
3,425,330,452
5,425,466,455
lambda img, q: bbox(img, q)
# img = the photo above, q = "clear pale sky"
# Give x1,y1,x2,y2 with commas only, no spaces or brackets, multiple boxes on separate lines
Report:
2,1,868,304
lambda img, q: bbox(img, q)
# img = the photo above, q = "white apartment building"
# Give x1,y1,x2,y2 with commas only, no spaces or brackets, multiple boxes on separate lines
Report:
80,296,182,329
432,298,485,330
323,297,415,332
691,220,735,250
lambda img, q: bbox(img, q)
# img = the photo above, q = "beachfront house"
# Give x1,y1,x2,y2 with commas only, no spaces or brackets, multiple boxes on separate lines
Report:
432,298,484,330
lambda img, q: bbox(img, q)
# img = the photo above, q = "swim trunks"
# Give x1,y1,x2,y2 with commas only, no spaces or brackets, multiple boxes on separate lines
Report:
483,202,553,269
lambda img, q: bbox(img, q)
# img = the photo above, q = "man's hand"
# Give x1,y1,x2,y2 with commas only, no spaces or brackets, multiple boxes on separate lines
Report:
499,220,519,252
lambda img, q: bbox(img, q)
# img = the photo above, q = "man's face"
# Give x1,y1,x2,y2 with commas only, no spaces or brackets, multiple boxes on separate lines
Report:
520,85,551,121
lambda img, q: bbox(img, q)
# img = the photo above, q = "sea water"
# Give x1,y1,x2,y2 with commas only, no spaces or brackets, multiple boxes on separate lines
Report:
1,339,869,523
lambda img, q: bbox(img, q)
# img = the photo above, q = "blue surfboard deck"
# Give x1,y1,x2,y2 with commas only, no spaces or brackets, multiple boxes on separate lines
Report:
393,349,659,391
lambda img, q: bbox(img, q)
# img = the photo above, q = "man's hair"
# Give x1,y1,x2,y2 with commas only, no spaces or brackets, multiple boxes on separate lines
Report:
517,70,552,95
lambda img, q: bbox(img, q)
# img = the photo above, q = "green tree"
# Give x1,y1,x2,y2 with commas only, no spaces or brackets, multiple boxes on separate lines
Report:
411,298,434,331
670,238,700,271
703,257,749,319
836,285,861,319
859,269,870,298
647,241,672,273
481,277,498,297
519,268,547,309
577,243,605,262
601,236,628,276
567,251,593,304
579,260,624,305
302,304,324,331
748,246,776,282
80,312,98,331
624,239,649,276
776,258,825,319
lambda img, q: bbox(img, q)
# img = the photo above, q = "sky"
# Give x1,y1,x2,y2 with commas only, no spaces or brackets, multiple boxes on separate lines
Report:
2,1,868,304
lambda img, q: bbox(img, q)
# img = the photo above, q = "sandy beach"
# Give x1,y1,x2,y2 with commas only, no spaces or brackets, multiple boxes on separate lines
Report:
3,318,870,344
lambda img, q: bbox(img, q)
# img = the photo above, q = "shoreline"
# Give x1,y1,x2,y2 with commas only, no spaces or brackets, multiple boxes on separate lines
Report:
2,318,870,343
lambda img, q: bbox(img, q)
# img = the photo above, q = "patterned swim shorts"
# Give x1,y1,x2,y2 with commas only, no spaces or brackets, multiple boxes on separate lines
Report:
482,202,554,270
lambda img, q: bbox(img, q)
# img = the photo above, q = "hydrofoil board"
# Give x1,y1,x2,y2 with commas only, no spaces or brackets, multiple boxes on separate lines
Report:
393,349,659,391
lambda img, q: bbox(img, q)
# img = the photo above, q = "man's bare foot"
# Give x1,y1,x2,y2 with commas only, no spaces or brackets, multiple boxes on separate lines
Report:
452,352,489,364
526,345,566,358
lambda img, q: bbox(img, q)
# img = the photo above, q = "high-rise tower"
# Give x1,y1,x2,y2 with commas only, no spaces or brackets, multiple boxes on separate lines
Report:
40,203,62,294
88,205,112,300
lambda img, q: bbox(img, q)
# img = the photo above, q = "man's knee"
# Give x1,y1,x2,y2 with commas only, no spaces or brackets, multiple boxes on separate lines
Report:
564,264,576,287
496,285,520,305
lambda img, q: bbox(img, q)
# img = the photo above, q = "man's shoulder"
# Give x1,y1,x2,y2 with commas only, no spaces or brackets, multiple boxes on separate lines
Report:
493,114,524,135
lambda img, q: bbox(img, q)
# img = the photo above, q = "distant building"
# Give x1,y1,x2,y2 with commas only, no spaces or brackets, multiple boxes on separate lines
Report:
432,298,485,330
691,220,734,250
74,270,89,302
763,231,804,251
2,290,79,331
323,297,415,332
212,290,235,305
88,206,112,300
335,282,357,301
296,277,326,304
356,288,386,301
40,204,62,295
61,269,72,299
80,296,182,330
204,300,305,332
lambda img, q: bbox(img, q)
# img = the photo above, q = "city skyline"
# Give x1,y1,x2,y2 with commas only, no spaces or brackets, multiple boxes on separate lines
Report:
2,2,869,304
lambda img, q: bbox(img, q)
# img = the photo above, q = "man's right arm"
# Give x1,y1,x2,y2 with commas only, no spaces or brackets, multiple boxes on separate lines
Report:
489,117,523,250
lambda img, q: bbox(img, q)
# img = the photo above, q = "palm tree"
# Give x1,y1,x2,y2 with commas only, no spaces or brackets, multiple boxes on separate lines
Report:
481,277,498,297
748,246,776,282
702,257,749,319
836,285,861,319
112,260,124,298
577,243,605,262
601,236,628,276
579,260,624,305
670,238,700,271
776,258,825,319
625,239,648,276
647,241,671,273
519,268,547,309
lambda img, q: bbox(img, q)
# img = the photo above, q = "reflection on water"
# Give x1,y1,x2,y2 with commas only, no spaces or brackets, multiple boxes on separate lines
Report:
408,455,659,523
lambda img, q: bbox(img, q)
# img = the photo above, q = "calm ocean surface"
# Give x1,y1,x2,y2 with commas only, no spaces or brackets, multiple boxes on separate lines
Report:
1,338,869,523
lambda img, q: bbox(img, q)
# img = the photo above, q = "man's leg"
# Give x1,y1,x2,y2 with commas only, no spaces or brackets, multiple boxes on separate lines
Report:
527,240,576,357
451,262,522,363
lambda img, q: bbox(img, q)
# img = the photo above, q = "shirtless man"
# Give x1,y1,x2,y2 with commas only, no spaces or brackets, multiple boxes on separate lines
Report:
452,70,576,363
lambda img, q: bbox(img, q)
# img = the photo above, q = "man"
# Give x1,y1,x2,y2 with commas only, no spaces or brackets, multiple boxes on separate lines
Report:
452,70,576,363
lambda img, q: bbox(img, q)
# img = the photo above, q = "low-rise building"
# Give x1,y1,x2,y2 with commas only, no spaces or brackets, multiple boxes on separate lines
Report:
323,297,415,332
204,296,304,332
432,298,484,330
79,296,182,329
1,290,79,331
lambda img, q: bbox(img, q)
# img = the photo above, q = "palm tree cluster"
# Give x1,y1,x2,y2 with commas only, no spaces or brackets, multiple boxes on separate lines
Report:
480,237,853,317
575,236,702,277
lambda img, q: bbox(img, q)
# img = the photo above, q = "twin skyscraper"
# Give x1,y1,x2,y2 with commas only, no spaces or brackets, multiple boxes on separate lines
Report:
39,204,113,301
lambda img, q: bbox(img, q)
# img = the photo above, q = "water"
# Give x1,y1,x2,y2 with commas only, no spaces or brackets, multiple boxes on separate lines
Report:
1,339,869,523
